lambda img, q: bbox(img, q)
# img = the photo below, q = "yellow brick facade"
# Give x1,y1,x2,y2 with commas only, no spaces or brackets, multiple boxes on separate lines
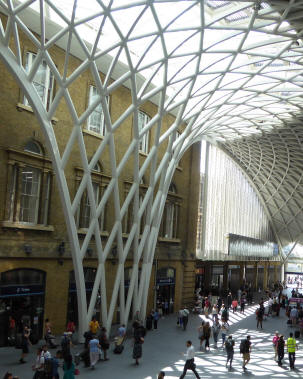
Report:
0,13,200,337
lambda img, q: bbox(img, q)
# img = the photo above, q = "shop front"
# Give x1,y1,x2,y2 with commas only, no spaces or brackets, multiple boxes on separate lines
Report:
211,265,224,295
156,267,175,314
67,267,97,325
228,265,240,292
0,268,46,347
195,267,204,292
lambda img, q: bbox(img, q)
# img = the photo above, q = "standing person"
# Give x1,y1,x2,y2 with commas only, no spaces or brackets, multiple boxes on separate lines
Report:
256,307,264,329
63,354,75,379
8,316,16,345
89,334,100,370
277,335,285,367
99,327,110,361
221,321,229,347
153,309,160,330
20,325,30,364
118,324,126,339
61,333,71,360
212,319,220,348
240,335,251,371
51,350,61,379
182,308,189,331
225,335,235,370
221,306,229,323
237,288,242,302
132,321,144,365
231,299,238,313
272,331,279,361
32,348,45,379
179,340,200,379
158,371,165,379
290,307,298,326
211,305,218,322
89,316,100,335
164,301,169,315
287,332,297,370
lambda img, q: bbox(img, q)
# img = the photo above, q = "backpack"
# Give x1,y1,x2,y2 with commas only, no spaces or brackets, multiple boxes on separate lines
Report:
240,339,246,354
225,339,233,352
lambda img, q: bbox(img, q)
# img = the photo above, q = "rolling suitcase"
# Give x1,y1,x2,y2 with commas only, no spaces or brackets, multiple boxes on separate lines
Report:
113,344,124,354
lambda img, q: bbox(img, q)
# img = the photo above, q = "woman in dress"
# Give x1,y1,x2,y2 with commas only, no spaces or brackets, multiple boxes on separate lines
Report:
63,354,75,379
99,327,110,361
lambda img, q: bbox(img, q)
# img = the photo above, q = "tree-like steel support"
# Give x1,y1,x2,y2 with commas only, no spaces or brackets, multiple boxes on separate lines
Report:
1,0,303,337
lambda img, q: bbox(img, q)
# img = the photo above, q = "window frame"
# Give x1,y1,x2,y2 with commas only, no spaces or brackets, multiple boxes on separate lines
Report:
138,110,150,154
24,52,54,110
87,85,109,136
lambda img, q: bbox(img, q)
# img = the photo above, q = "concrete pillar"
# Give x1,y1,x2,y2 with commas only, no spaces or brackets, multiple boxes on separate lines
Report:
281,263,285,283
223,263,228,292
274,264,278,283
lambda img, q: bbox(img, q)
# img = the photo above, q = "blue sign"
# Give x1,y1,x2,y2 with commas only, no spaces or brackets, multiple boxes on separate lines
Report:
69,282,94,293
0,284,44,298
156,278,174,286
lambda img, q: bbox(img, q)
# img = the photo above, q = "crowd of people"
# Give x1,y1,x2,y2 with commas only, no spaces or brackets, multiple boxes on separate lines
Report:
2,281,303,378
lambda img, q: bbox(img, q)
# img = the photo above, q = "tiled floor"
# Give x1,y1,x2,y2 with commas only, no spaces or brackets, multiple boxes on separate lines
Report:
1,294,302,378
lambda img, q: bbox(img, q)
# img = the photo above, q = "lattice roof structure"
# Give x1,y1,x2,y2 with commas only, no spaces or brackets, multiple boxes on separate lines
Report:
1,0,303,334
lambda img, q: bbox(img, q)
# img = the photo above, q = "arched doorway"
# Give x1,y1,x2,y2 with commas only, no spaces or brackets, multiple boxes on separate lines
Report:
156,267,176,314
0,268,46,346
67,267,98,325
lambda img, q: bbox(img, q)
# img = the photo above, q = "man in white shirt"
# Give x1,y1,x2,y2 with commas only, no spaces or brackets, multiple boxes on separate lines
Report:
180,340,200,378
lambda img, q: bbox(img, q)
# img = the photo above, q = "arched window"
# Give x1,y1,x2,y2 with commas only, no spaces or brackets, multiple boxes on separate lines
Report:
24,140,42,155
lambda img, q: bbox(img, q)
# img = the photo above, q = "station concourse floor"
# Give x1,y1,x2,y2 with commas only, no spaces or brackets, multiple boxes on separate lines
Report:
1,298,303,379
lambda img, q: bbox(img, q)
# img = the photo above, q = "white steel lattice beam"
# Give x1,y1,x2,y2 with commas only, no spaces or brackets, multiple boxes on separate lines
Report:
1,0,303,336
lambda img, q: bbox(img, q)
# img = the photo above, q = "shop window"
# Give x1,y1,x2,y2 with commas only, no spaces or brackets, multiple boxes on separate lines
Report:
138,111,150,154
4,141,52,226
159,183,180,239
24,52,54,110
87,85,108,136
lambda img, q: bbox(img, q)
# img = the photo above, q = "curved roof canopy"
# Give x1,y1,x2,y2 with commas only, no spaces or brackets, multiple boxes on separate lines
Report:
1,0,303,259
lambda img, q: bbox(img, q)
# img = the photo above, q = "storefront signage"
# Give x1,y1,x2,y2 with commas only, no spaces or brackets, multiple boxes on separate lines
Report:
69,282,94,293
0,284,44,297
290,298,303,304
156,277,174,285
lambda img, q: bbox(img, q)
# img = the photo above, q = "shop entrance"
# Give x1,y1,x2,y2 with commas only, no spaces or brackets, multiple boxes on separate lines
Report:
156,267,175,314
67,267,98,326
0,269,46,347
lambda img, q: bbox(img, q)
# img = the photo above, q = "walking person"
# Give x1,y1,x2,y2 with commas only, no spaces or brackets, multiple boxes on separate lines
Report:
63,354,75,379
231,299,238,313
287,332,297,370
240,296,245,314
272,331,279,361
225,335,235,370
227,292,232,309
132,321,144,365
99,327,110,361
203,322,211,351
256,307,264,329
153,309,160,330
182,308,190,331
212,319,221,348
221,321,229,347
32,348,45,379
240,335,251,371
277,335,285,367
20,325,30,364
89,334,100,369
179,340,200,379
211,305,218,322
197,321,204,351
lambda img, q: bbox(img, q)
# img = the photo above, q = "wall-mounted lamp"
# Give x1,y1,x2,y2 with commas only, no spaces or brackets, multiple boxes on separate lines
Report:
58,242,65,256
24,244,32,256
87,248,93,257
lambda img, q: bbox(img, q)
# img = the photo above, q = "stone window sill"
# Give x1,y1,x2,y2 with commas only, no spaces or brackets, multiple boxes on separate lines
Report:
77,228,109,237
1,221,54,232
158,237,181,243
176,166,183,171
83,129,104,140
16,103,58,125
139,151,148,157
